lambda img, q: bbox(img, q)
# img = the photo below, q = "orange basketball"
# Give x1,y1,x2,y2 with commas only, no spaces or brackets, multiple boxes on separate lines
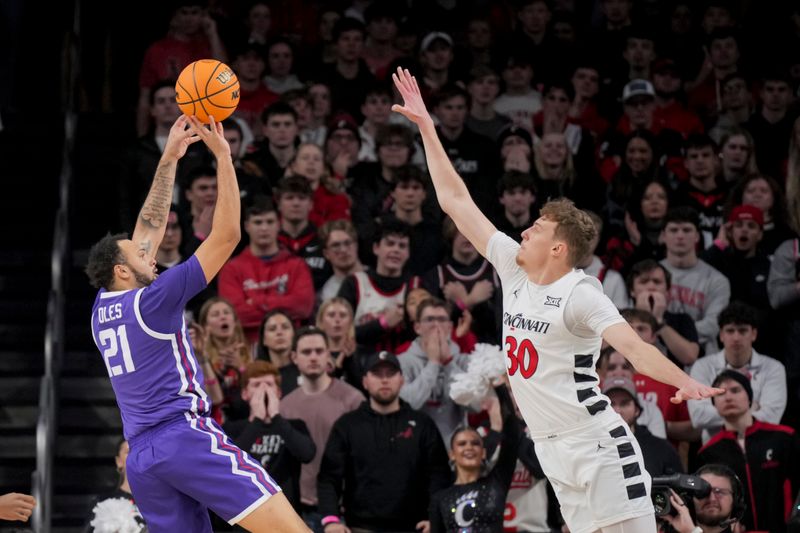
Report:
175,59,240,123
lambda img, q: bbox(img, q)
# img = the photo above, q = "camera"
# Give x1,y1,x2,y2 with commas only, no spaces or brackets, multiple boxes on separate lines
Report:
651,474,711,516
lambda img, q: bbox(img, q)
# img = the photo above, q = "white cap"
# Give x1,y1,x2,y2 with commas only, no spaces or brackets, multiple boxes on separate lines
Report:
420,31,453,51
622,79,656,102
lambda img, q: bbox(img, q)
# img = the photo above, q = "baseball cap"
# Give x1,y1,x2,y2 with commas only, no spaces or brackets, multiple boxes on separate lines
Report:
601,376,641,408
420,31,453,52
326,113,360,143
622,79,656,103
365,351,402,373
496,124,533,150
728,205,764,227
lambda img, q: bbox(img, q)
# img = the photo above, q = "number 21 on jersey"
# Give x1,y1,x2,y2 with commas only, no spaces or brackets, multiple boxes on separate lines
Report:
505,335,539,378
98,325,136,377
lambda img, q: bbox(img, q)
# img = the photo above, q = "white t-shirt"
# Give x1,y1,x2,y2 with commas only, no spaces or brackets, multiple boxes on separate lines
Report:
486,232,626,438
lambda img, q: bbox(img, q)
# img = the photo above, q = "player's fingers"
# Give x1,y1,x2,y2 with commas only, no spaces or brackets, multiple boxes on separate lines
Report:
411,75,420,93
19,495,36,505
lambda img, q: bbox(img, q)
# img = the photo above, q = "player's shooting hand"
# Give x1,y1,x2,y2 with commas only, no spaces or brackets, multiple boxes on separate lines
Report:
661,490,695,533
0,492,36,522
187,115,231,160
671,378,725,404
391,67,433,126
249,388,267,421
163,115,202,162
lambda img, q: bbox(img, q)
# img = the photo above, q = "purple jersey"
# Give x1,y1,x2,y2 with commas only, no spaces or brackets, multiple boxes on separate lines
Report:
91,256,210,439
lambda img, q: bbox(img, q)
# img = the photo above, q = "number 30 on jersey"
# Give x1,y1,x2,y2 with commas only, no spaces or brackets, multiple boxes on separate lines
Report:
505,335,539,378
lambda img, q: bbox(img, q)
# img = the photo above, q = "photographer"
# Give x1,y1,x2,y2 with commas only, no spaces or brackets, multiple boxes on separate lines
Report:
660,464,744,533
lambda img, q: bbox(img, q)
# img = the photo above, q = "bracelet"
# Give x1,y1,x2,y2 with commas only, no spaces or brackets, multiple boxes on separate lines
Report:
321,515,340,526
454,299,467,311
204,378,218,385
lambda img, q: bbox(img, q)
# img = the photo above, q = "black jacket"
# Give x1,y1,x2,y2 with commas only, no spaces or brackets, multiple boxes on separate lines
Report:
696,419,800,532
317,401,451,531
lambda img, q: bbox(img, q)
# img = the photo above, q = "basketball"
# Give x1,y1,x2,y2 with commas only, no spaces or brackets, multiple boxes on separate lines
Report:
175,59,240,123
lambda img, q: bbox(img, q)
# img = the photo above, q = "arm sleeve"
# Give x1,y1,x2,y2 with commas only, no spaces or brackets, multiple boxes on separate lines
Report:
752,361,787,424
428,491,445,533
399,359,440,410
563,280,627,337
424,419,453,497
695,271,730,347
217,260,267,330
274,417,317,464
316,419,348,518
485,232,523,282
138,256,208,332
768,239,800,309
224,420,263,453
687,360,723,430
490,386,524,490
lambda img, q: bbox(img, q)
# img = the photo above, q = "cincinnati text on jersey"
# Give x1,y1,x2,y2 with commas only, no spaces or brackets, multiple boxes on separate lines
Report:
503,312,552,333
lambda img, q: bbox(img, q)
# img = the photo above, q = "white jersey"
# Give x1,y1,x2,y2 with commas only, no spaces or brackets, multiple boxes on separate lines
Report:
352,271,417,325
486,232,626,439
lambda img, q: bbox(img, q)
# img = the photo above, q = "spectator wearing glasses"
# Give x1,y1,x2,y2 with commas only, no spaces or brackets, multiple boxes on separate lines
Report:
318,220,363,303
398,297,470,444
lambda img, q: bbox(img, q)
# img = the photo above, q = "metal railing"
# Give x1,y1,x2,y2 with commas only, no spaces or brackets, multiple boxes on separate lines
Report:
31,1,80,530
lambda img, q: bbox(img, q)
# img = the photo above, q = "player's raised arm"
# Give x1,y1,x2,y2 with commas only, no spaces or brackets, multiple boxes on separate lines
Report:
392,67,497,257
189,116,241,283
602,322,725,404
131,115,200,256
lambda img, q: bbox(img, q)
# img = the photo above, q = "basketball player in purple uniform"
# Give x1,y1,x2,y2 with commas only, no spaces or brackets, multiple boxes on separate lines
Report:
86,115,309,533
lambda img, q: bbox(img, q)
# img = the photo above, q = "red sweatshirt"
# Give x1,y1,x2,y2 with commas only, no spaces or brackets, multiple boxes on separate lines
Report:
219,248,315,342
310,184,351,227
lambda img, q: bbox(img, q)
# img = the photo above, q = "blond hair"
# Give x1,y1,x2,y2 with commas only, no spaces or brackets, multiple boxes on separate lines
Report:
198,297,252,371
540,198,597,266
316,297,356,342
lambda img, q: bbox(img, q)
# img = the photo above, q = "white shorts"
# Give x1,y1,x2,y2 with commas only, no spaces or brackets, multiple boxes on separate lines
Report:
534,412,654,533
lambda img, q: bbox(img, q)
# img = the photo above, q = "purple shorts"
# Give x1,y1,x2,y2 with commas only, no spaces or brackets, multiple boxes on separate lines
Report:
127,415,281,532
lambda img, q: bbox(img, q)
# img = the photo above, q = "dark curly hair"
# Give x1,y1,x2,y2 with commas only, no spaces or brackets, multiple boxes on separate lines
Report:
85,233,128,290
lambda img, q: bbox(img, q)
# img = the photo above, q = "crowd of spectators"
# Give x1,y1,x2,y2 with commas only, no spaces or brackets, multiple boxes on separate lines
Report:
93,0,800,531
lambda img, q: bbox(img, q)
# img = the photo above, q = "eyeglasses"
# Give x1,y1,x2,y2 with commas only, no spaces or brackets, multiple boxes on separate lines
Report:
705,487,734,499
327,239,354,250
420,316,450,324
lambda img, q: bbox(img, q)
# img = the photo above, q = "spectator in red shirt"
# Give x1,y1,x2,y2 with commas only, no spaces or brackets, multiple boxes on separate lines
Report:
231,41,279,140
569,62,609,139
219,198,314,342
137,1,227,135
287,143,351,227
652,58,704,138
687,28,741,126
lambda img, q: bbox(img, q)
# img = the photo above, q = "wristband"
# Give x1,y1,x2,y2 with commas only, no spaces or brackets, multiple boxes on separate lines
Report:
204,378,218,386
713,238,727,250
321,516,340,526
454,299,467,311
378,315,389,329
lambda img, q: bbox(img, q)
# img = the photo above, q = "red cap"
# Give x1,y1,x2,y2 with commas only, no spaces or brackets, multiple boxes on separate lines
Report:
728,205,764,226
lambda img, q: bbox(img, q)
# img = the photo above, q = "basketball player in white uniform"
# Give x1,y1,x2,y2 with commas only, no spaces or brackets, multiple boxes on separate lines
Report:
391,68,723,533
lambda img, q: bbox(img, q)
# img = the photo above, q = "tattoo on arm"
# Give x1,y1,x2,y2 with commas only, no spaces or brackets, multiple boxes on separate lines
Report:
138,239,152,254
138,160,175,230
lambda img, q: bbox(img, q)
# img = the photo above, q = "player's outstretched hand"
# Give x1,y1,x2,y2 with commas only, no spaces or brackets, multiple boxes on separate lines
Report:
163,115,201,161
187,115,231,160
391,67,433,126
671,378,725,404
